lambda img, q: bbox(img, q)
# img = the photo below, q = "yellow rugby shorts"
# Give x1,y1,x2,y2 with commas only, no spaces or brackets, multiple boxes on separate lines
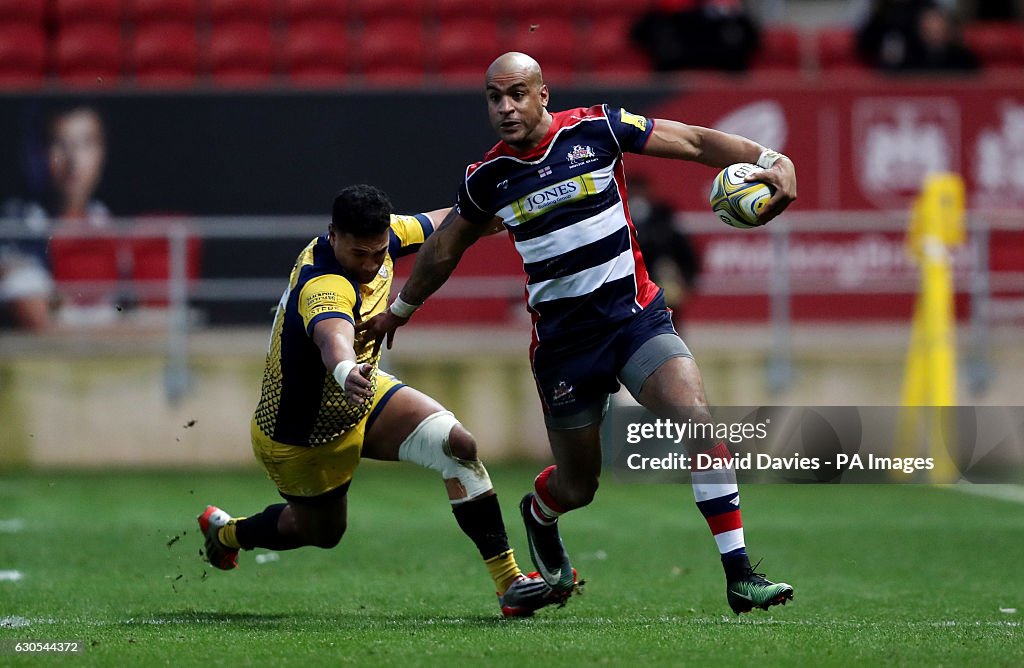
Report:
250,370,404,499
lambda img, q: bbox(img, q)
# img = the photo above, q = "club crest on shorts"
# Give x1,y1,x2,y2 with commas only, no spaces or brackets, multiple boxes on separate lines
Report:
550,380,575,405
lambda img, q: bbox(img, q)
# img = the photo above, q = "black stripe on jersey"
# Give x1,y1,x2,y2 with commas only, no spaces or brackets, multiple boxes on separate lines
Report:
365,382,406,432
511,182,622,243
276,286,330,444
463,119,619,221
532,275,643,344
387,229,403,259
389,213,434,259
523,225,631,285
313,235,340,268
271,242,359,445
307,310,354,333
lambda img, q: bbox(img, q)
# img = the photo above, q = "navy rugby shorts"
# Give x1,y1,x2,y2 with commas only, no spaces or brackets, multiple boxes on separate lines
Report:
531,297,692,430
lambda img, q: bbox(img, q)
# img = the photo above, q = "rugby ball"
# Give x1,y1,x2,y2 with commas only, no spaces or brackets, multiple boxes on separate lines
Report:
709,163,775,229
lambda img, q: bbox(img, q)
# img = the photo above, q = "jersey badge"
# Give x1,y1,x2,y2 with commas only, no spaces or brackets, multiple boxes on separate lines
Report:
619,109,647,132
567,145,596,163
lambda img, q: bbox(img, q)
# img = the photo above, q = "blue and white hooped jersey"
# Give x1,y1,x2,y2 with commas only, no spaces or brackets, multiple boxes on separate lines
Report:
456,105,662,345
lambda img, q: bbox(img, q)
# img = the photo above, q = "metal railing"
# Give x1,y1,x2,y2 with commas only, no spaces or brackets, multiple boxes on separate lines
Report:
2,210,1022,400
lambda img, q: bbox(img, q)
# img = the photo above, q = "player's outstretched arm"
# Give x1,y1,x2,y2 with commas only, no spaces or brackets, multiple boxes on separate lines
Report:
356,209,490,353
420,207,505,236
313,317,372,405
421,207,451,232
643,119,797,223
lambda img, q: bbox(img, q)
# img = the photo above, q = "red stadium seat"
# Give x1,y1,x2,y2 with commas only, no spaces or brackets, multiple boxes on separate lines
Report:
0,24,47,88
49,237,123,292
282,20,350,86
587,16,649,80
965,22,1024,70
131,21,198,87
52,0,124,25
815,27,867,73
0,0,47,24
502,0,574,20
130,231,202,307
436,18,504,81
752,27,803,72
505,17,580,83
435,0,499,21
584,0,654,21
280,0,349,24
53,23,125,87
127,0,199,25
357,18,427,84
208,0,272,25
352,0,429,22
206,21,275,85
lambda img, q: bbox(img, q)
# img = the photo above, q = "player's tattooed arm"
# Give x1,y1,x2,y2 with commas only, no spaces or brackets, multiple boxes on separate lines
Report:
356,210,490,353
400,209,490,305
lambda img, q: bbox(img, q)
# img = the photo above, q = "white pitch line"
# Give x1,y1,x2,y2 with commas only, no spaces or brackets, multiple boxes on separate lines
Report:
0,518,25,533
949,484,1024,505
5,615,1019,630
0,570,24,582
0,616,31,628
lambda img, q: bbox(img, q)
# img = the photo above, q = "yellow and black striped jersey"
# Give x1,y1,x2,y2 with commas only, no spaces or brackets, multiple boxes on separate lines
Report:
253,213,432,446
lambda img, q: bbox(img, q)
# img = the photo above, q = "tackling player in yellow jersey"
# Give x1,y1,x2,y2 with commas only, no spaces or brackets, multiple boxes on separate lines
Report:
197,184,571,617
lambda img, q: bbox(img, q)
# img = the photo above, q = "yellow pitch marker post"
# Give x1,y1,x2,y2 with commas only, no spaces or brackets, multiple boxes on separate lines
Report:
897,173,965,483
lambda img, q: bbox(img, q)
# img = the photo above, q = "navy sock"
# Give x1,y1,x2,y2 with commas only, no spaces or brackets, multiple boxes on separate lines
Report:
722,548,751,579
452,494,511,561
235,504,306,551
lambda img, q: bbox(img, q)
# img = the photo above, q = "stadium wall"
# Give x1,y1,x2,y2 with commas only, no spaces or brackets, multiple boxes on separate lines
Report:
2,324,1022,469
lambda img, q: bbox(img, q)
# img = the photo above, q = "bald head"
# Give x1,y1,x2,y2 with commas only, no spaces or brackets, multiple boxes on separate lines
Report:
484,51,552,151
486,52,543,86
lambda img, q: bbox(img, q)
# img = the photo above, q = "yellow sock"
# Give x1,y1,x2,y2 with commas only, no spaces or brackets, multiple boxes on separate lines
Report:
216,518,244,550
485,549,522,594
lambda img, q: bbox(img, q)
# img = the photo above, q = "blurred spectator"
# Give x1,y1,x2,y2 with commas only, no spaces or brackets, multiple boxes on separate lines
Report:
0,232,51,330
906,5,979,71
856,0,979,72
1,104,116,330
856,0,930,69
628,175,701,330
631,0,761,72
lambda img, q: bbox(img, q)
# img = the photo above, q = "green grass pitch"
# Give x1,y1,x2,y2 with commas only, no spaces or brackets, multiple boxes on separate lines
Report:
0,464,1021,667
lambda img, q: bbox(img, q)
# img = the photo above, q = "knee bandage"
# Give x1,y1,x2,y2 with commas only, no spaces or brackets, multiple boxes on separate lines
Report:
398,411,493,501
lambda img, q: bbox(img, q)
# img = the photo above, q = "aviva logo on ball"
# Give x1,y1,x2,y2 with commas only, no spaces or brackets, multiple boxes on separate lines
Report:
709,163,775,229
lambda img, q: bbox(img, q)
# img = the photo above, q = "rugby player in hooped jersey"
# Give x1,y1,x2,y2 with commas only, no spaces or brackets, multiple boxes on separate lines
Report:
358,53,797,614
197,184,569,618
